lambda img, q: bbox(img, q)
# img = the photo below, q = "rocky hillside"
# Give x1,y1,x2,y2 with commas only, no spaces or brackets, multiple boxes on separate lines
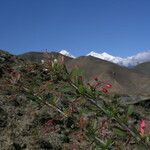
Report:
0,50,150,149
19,51,72,63
65,56,150,96
0,50,76,149
133,62,150,76
16,51,150,96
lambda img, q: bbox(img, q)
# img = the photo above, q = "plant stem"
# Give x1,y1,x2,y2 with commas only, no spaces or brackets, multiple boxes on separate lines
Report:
68,79,149,149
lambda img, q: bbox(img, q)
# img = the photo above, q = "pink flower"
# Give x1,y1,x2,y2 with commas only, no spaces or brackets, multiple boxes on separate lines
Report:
105,83,112,89
139,119,146,136
93,76,98,81
102,88,108,93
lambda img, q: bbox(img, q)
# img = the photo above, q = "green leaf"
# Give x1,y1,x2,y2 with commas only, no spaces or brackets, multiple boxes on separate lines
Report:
105,139,114,148
65,94,73,101
85,127,95,140
106,110,115,118
113,127,126,137
60,85,72,93
127,105,134,116
146,136,150,143
69,68,84,81
69,68,78,81
94,139,114,149
92,119,97,130
76,68,84,76
47,94,55,104
94,137,114,149
78,85,85,94
48,83,54,90
135,143,148,150
63,73,69,80
79,107,91,115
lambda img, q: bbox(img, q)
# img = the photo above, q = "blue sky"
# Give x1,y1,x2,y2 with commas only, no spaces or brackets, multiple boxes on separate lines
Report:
0,0,150,57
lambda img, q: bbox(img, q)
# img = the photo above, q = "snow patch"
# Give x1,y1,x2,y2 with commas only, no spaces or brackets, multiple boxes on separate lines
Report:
59,50,75,58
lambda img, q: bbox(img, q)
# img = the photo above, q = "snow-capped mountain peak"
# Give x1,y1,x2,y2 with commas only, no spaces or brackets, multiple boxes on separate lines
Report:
87,51,114,59
59,50,75,58
101,52,115,59
87,51,123,64
59,50,150,67
87,50,150,67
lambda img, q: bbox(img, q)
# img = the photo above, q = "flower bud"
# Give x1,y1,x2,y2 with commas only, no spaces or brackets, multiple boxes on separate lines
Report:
54,59,58,64
102,88,108,93
41,59,45,64
105,83,112,89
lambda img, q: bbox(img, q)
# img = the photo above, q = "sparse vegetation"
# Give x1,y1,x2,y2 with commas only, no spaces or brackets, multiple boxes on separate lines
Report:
0,50,150,149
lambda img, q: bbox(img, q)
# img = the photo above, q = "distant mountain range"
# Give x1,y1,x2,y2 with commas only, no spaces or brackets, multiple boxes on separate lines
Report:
59,50,150,67
1,49,150,96
16,50,150,96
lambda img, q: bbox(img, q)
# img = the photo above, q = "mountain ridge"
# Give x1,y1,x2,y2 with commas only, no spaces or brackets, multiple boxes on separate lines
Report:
1,49,150,67
58,50,150,67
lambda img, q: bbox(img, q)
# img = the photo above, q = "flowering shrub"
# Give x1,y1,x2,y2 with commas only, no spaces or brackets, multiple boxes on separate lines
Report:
35,55,150,149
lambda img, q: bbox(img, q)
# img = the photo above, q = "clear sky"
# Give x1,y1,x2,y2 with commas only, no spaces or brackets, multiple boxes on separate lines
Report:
0,0,150,57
